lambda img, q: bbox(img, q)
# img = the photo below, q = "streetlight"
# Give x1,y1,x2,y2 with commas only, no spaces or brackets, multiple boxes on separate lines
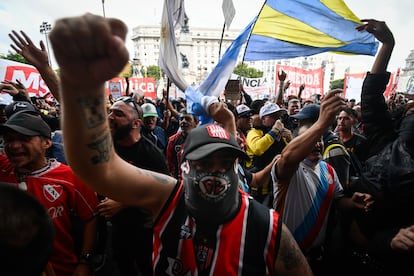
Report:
102,0,106,17
39,21,52,66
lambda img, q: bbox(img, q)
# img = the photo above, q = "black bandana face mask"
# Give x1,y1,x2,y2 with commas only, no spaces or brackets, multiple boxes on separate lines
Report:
181,160,240,225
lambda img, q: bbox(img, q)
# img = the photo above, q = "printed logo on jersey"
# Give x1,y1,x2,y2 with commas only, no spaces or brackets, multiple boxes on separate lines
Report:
166,257,191,276
195,244,213,271
180,224,193,240
206,124,230,140
327,173,333,185
181,161,190,174
43,184,63,202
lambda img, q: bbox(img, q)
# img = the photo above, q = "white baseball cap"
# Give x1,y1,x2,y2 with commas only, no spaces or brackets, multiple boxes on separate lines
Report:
259,103,281,118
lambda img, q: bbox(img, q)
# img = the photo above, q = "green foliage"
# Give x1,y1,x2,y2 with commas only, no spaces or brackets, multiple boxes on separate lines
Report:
0,52,28,64
330,78,344,90
233,62,263,78
147,65,162,80
121,68,132,78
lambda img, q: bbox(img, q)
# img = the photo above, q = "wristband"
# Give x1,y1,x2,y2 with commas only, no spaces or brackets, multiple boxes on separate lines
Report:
268,130,279,140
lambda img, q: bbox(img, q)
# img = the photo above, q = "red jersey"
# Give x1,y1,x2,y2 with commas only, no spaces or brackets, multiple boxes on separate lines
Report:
153,182,281,275
166,132,186,181
0,155,98,274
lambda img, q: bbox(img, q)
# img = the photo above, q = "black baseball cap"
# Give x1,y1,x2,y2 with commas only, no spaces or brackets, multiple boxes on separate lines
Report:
182,124,248,161
5,101,40,118
0,112,51,138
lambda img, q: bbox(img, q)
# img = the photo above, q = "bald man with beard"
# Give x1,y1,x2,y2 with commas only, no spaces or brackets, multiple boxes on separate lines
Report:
98,97,168,276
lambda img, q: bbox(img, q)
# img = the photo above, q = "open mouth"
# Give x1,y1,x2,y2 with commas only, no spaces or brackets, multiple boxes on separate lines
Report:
311,148,322,154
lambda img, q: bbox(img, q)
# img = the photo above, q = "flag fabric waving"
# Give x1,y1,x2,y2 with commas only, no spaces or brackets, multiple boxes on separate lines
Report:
185,17,256,125
159,0,188,92
244,0,379,61
222,0,236,29
159,0,254,124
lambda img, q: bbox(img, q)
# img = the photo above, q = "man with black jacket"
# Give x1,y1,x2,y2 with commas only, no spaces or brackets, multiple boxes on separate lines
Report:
349,19,414,275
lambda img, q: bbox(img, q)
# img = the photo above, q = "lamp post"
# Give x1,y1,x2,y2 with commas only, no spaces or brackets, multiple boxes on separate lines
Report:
39,21,52,66
102,0,106,17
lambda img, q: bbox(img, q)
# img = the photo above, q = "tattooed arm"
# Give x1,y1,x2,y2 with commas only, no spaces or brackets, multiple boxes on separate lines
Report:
274,224,313,275
49,14,175,218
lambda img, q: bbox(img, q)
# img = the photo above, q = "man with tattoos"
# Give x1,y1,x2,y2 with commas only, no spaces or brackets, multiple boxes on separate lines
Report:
50,13,312,275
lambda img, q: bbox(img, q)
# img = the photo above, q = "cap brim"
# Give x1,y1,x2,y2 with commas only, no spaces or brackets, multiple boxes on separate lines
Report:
291,113,307,120
260,109,285,118
0,124,41,136
238,111,253,117
185,143,248,161
143,113,158,118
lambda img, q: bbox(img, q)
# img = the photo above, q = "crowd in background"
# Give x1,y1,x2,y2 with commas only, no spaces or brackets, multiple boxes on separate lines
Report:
1,16,414,276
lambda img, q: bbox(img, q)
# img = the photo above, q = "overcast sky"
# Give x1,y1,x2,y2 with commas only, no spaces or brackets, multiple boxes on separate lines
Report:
1,0,412,72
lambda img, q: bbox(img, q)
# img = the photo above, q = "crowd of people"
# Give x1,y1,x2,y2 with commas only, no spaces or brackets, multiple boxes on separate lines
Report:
1,13,414,276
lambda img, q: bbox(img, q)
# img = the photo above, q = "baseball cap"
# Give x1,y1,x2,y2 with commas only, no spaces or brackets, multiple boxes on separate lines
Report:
182,124,248,161
141,103,158,118
5,101,39,118
236,104,253,118
259,102,282,118
0,112,51,138
291,104,320,121
0,97,10,107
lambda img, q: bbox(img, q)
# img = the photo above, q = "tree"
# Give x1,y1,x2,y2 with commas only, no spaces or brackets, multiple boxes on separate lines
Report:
0,52,29,64
147,65,162,80
330,78,344,90
233,62,263,78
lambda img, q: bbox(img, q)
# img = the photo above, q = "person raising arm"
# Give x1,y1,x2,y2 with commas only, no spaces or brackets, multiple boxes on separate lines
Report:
50,13,312,275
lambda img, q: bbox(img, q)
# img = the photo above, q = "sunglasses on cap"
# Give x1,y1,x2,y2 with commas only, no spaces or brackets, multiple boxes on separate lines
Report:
116,96,141,117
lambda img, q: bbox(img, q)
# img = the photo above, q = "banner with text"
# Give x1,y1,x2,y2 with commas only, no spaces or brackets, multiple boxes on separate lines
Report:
230,74,271,99
106,77,156,99
0,59,157,101
275,65,324,100
0,58,50,100
240,76,270,99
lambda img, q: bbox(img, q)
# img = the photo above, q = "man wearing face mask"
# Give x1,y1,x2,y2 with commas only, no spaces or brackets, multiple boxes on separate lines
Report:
50,13,312,276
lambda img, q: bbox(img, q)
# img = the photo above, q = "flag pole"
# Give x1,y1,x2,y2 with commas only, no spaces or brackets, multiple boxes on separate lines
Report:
166,77,171,103
218,22,226,61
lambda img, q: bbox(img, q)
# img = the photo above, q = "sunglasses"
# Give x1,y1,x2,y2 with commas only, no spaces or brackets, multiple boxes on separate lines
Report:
115,96,141,117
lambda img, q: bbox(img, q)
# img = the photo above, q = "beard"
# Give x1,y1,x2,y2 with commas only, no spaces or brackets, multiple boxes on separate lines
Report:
112,122,133,141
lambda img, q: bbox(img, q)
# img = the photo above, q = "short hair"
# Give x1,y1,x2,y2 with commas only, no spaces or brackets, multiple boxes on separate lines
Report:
179,108,199,123
250,99,265,114
341,107,358,120
0,184,54,275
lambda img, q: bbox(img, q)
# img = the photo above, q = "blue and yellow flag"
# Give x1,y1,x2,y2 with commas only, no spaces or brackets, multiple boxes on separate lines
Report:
244,0,378,61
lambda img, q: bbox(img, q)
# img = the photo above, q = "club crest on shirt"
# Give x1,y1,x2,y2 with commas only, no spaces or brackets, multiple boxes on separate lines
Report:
327,173,333,184
179,224,193,240
43,184,63,202
195,244,213,271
